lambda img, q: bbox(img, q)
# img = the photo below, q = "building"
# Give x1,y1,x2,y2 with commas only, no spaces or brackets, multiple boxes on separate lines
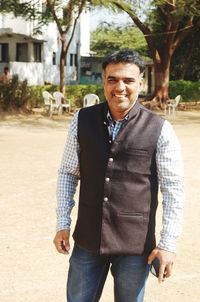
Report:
0,1,90,85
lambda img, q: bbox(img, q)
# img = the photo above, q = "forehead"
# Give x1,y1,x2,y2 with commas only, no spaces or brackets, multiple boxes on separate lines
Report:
104,62,141,78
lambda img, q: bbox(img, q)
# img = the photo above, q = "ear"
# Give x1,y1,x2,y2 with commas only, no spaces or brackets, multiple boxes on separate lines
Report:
102,70,106,85
138,75,144,92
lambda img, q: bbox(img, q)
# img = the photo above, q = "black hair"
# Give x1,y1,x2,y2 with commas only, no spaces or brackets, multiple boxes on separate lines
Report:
4,67,9,72
102,49,145,74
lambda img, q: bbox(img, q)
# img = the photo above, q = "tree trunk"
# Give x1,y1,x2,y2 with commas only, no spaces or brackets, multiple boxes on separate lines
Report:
60,39,67,94
153,58,171,103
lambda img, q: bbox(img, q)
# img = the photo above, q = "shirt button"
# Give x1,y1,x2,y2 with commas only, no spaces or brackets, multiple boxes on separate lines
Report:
109,157,113,162
104,197,108,202
105,177,110,182
109,140,112,144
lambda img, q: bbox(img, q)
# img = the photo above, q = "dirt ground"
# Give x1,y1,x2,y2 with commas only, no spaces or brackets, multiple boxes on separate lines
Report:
0,110,200,302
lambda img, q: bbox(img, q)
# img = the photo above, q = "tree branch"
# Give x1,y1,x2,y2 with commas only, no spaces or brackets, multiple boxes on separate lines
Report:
65,0,87,52
46,0,63,34
173,20,195,49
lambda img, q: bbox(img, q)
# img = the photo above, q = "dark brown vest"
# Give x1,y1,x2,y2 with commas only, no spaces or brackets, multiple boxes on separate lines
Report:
73,101,164,255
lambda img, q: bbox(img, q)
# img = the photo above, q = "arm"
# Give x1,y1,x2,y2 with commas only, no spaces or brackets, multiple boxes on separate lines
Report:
148,120,185,282
53,112,80,255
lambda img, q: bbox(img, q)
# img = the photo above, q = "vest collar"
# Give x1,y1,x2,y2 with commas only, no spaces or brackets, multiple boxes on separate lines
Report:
103,100,141,123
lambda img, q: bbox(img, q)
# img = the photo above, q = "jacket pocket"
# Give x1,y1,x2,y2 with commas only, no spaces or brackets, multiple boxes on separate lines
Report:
117,211,144,219
121,149,151,175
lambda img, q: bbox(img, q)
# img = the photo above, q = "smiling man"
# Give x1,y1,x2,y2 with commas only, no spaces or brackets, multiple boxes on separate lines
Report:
53,49,184,302
103,61,143,120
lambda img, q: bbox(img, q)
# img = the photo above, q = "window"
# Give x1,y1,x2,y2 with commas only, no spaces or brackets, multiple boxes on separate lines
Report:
16,43,28,62
0,43,9,62
70,53,78,67
70,53,73,66
52,52,56,65
33,43,42,62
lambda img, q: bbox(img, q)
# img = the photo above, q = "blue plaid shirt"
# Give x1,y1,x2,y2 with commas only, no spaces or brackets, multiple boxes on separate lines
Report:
56,110,184,253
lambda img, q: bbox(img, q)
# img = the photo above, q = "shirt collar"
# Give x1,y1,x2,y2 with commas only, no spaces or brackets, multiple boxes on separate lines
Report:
106,111,129,124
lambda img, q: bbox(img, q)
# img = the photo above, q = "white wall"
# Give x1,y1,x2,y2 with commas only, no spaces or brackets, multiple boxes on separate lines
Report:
0,13,37,37
10,62,44,85
79,8,90,56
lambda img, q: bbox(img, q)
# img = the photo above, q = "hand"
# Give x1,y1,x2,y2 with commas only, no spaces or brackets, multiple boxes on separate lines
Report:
53,230,70,255
148,247,176,283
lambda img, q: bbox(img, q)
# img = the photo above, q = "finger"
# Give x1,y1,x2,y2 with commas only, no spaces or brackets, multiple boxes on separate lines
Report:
158,264,166,283
62,240,70,253
55,241,69,255
53,237,68,255
164,263,173,278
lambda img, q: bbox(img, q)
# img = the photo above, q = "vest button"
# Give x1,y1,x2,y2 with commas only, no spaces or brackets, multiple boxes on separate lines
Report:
105,177,110,182
109,157,113,162
104,197,108,202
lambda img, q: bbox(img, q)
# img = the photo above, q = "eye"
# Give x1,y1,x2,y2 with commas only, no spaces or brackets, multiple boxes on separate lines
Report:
124,79,135,84
107,78,117,84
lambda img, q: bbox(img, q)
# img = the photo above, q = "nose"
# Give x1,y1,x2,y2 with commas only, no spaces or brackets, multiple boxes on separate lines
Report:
115,80,126,91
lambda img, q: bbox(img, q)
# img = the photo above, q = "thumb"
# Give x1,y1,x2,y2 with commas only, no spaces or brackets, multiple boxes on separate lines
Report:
63,237,70,253
148,250,157,264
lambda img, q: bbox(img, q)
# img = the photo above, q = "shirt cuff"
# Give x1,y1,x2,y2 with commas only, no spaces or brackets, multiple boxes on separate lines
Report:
157,236,177,253
56,208,72,232
56,220,71,232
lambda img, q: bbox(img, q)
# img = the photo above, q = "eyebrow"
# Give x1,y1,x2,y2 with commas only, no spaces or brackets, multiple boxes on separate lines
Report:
107,76,136,80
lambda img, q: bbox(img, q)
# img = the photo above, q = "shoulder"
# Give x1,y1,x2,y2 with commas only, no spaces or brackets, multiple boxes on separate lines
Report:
138,103,165,132
139,103,165,122
79,102,105,114
78,102,106,121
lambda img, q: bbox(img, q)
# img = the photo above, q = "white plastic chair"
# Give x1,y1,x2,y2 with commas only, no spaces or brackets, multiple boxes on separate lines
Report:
42,91,58,117
83,93,100,107
53,91,70,114
166,95,181,114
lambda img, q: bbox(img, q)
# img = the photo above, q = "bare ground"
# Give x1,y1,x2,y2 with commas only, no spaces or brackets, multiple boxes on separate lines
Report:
0,110,200,302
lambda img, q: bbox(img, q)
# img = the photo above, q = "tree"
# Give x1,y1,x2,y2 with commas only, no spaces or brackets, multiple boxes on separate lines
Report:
45,0,88,93
92,0,200,102
91,22,149,58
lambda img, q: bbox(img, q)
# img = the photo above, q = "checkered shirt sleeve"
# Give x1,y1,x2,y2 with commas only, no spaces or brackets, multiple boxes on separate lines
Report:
156,120,185,252
56,112,80,232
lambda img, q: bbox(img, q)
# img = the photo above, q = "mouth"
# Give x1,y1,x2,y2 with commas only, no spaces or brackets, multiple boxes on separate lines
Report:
112,93,128,98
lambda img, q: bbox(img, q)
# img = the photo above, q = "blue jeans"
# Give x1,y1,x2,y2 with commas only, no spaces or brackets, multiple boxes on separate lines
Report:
67,245,150,302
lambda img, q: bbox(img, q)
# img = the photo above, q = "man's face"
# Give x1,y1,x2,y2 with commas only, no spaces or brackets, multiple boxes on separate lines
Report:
103,62,143,120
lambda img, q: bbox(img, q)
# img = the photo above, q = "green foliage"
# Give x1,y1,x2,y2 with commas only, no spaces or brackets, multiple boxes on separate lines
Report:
0,0,40,20
91,23,149,58
0,75,31,111
29,84,104,109
2,79,199,112
28,81,200,110
92,0,200,100
64,84,104,108
171,25,200,81
0,82,104,111
169,80,200,102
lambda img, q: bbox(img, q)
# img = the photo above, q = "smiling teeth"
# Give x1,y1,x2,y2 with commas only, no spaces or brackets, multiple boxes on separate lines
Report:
114,94,127,97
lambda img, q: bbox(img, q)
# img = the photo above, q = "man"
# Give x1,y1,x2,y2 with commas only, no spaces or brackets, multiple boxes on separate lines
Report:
0,67,11,83
53,49,184,302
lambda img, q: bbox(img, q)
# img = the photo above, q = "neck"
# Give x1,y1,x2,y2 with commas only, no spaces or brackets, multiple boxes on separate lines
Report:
109,101,137,121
